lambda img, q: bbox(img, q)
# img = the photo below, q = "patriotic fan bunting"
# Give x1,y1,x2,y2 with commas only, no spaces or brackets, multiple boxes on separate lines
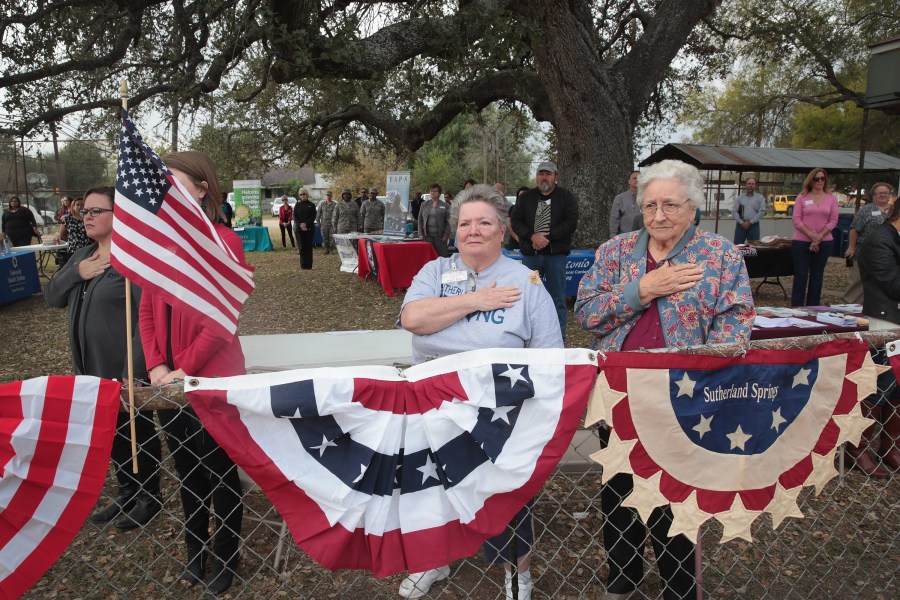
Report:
184,348,597,577
587,339,881,544
0,376,121,599
887,339,900,382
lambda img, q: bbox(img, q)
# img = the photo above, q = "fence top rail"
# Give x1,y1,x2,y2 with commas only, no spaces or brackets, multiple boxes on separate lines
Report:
123,327,900,411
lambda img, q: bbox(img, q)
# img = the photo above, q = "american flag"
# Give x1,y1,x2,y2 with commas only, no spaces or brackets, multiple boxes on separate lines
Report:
110,108,254,338
0,376,122,599
184,348,597,576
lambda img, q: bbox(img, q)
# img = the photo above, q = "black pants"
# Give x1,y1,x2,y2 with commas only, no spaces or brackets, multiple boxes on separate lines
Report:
298,229,314,269
279,223,295,248
597,427,696,599
110,409,161,494
158,407,243,566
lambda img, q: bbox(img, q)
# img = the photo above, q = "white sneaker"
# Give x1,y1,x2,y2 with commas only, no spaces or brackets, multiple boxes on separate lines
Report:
505,570,533,600
398,566,451,598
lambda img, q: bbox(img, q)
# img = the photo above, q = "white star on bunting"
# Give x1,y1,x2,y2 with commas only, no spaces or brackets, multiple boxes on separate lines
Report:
589,430,637,484
417,455,439,484
490,405,515,424
675,372,697,398
692,414,714,439
716,495,762,543
765,482,804,529
770,408,787,432
310,435,337,457
584,372,626,427
726,424,752,451
792,368,811,388
499,365,528,388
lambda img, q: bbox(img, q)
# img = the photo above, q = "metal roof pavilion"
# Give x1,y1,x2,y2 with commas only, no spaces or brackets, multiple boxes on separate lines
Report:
639,144,900,174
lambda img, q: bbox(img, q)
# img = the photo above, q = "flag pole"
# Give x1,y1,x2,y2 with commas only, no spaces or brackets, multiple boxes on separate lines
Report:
121,79,139,475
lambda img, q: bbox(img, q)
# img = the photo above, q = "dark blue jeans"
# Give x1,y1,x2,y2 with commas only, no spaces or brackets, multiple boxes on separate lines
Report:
521,253,567,338
733,222,760,244
791,240,833,306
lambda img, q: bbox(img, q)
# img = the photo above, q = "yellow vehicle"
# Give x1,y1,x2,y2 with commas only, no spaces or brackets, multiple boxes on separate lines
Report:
773,194,797,215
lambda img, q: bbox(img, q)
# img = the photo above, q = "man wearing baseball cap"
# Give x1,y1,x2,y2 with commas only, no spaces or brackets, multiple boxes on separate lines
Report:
510,161,580,338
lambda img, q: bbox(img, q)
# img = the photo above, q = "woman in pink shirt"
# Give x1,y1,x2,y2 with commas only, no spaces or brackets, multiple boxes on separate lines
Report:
791,168,838,306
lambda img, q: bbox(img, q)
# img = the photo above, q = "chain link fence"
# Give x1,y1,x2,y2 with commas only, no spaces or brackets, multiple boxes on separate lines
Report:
0,138,115,217
26,331,900,599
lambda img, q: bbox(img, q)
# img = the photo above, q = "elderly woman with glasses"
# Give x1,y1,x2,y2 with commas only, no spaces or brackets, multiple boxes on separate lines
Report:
397,184,562,600
575,160,754,600
791,168,838,306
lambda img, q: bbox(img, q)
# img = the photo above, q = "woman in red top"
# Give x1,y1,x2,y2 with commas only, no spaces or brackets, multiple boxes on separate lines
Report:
139,151,246,594
277,196,295,249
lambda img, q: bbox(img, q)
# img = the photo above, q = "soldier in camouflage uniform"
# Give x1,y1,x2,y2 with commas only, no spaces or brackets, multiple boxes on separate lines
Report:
317,190,337,254
333,188,359,234
359,187,385,233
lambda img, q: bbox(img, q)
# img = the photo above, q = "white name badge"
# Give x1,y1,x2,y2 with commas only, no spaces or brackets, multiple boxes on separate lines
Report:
441,269,468,284
804,200,813,206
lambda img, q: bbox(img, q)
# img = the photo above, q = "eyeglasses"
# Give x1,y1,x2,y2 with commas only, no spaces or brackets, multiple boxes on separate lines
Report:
873,191,891,196
812,176,825,182
641,198,690,216
79,208,114,218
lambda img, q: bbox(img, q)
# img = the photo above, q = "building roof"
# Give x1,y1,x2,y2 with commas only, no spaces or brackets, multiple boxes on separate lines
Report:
260,166,316,187
639,144,900,174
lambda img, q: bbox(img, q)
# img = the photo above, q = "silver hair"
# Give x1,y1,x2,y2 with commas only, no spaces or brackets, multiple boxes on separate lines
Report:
449,184,510,229
637,160,704,209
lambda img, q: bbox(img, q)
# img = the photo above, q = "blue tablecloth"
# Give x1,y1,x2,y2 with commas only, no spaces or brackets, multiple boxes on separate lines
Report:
234,226,274,252
313,224,322,246
502,249,596,297
0,250,41,304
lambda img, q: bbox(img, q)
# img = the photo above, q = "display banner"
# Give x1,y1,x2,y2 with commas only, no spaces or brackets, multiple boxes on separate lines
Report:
385,171,410,235
233,179,262,227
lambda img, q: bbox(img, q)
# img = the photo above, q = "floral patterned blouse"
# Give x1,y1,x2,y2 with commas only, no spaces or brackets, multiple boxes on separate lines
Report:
575,225,755,352
62,213,91,252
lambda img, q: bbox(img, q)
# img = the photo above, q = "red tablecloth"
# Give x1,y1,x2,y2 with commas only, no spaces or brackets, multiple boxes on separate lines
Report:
358,240,438,296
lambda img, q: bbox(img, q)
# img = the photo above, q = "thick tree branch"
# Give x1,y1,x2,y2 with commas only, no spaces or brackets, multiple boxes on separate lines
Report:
618,0,720,124
0,6,148,88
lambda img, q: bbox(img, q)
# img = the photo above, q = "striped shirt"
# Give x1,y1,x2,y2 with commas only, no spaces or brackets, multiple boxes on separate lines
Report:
534,199,551,234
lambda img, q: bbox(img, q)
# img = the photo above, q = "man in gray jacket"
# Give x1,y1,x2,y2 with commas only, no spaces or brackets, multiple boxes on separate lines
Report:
732,177,767,244
609,170,640,237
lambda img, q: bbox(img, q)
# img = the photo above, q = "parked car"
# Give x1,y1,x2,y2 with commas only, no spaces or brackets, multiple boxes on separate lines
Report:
271,197,298,217
772,194,797,215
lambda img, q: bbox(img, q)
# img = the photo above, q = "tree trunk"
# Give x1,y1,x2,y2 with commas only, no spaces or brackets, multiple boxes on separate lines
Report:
528,5,636,250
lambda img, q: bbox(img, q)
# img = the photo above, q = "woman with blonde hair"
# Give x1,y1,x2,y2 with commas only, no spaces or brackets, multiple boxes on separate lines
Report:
791,168,838,306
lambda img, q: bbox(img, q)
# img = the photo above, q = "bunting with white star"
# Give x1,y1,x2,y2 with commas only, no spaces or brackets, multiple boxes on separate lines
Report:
586,339,883,544
887,339,900,381
183,347,597,576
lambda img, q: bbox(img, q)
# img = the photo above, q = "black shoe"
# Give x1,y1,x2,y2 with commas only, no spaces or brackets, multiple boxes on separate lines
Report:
115,492,161,531
179,548,207,588
90,491,137,523
204,557,239,595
